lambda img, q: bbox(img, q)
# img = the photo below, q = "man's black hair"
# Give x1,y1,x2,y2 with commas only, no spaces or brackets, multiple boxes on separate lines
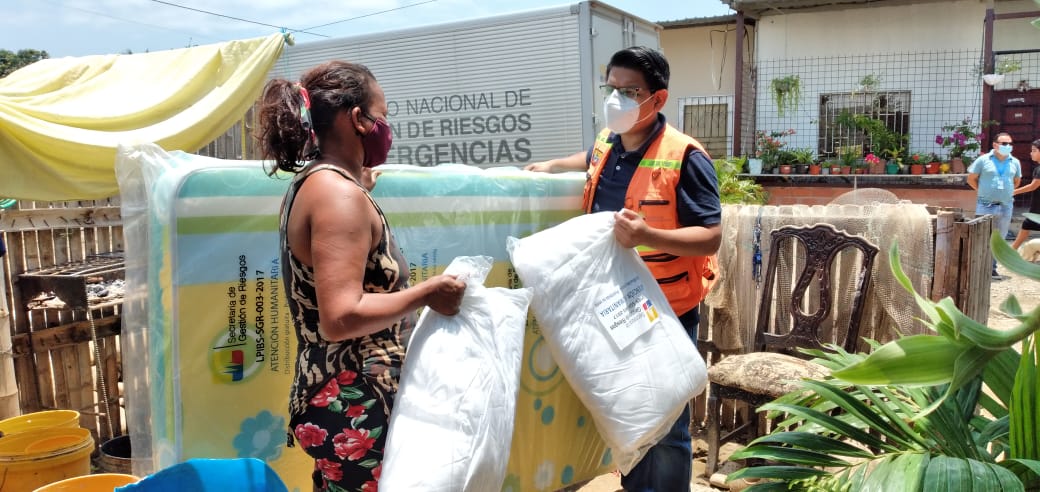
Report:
606,46,670,92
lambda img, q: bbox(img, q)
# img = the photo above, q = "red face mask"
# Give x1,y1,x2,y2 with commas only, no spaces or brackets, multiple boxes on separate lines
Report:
361,115,393,168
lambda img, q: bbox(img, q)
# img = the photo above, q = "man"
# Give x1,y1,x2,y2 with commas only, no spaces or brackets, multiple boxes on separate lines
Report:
967,131,1021,280
525,46,721,492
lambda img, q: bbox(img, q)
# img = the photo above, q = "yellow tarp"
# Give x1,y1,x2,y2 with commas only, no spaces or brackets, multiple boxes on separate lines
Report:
0,34,285,201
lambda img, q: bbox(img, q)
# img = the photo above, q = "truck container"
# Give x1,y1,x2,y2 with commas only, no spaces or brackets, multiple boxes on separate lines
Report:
271,1,661,167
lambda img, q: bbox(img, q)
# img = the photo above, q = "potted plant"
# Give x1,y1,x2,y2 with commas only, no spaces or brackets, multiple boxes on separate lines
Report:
770,75,801,117
790,148,815,174
827,160,841,175
856,73,881,94
776,150,795,175
983,57,1023,86
925,152,941,174
808,160,823,175
907,152,928,175
837,145,859,175
935,118,996,173
755,129,795,174
864,152,883,174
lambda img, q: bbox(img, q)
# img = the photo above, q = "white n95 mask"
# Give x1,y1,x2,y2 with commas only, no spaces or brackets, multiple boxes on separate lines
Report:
603,91,651,134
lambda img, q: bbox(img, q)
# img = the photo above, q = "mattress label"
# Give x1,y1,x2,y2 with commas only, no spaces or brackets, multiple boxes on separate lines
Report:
594,276,661,350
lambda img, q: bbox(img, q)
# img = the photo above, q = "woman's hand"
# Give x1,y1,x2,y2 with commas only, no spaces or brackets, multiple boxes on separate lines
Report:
424,274,467,315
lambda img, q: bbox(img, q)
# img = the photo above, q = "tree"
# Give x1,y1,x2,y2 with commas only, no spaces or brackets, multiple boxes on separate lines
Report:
0,49,49,78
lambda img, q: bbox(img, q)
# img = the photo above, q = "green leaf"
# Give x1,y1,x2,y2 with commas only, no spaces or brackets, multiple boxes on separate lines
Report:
936,297,1034,351
1001,295,1026,320
1002,459,1040,488
833,335,966,386
351,415,368,428
923,456,972,491
341,387,364,400
368,425,383,440
759,402,893,451
328,400,343,414
727,465,827,481
983,348,1022,411
888,242,942,326
751,431,875,458
730,445,851,467
360,398,377,409
799,380,917,449
358,458,379,469
993,230,1040,281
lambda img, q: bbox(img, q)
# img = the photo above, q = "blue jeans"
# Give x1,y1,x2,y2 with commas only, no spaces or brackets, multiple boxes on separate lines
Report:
977,199,1012,274
620,307,699,492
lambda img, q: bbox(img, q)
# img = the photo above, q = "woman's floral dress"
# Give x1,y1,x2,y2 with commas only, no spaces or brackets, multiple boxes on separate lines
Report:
280,164,412,492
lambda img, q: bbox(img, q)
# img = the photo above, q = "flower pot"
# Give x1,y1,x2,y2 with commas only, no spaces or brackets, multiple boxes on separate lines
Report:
982,73,1005,86
950,157,966,174
940,162,951,174
841,166,852,175
794,164,808,174
869,161,885,174
779,164,792,175
748,158,763,175
885,161,901,174
926,162,941,174
808,164,822,175
910,164,924,175
830,166,841,175
854,168,866,174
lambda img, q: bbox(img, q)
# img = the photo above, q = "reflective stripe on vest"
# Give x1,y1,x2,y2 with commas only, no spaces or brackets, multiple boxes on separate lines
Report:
582,125,718,315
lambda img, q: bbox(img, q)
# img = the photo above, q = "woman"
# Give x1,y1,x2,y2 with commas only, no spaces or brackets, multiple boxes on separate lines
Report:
1012,139,1040,253
257,61,466,491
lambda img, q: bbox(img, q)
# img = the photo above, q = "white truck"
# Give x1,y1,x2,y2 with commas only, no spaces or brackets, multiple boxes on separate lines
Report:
272,1,661,167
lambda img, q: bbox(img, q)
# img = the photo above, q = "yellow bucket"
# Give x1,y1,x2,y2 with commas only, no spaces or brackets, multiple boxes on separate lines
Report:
32,473,140,491
0,410,80,436
0,428,94,491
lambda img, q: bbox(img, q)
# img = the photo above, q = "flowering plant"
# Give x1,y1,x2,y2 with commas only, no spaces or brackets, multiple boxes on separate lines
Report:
935,118,996,159
755,129,796,167
864,153,881,166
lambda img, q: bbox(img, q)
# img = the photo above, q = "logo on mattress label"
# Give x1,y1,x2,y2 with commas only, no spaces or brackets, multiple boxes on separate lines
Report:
210,330,263,384
641,299,659,323
593,277,660,350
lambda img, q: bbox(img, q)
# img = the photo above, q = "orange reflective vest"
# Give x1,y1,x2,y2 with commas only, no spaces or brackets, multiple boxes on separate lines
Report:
582,125,719,315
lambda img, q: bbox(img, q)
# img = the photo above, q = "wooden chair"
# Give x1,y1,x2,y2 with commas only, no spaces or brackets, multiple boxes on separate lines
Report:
705,223,879,474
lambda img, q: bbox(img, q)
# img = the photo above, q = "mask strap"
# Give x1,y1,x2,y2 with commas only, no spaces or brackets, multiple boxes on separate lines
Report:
294,83,320,160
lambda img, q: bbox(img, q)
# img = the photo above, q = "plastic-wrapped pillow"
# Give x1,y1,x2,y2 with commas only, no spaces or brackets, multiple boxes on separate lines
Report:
508,212,708,474
380,256,532,492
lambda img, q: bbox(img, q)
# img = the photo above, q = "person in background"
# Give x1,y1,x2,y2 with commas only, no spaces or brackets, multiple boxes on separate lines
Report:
256,60,466,492
1011,139,1040,254
967,131,1021,281
526,46,720,492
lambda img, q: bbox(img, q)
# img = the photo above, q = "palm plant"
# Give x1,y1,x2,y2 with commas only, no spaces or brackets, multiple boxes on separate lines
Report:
727,231,1040,490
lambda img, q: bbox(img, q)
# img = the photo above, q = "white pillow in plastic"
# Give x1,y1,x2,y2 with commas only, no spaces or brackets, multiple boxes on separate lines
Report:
507,212,708,474
380,256,532,492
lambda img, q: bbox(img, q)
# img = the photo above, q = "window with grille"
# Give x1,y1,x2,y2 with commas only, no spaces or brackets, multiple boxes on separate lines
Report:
817,91,911,158
679,96,731,158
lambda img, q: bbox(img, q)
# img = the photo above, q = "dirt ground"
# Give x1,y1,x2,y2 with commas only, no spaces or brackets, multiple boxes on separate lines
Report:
575,228,1040,492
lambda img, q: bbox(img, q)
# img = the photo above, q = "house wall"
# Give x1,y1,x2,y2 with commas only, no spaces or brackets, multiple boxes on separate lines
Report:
755,0,984,59
752,0,988,159
994,0,1040,51
660,23,744,123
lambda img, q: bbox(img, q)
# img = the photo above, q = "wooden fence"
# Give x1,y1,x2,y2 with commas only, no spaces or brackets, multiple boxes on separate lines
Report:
0,198,125,445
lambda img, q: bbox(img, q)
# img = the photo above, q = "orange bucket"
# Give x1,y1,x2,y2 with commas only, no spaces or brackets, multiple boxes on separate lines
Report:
0,427,94,491
32,473,140,491
0,410,79,436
